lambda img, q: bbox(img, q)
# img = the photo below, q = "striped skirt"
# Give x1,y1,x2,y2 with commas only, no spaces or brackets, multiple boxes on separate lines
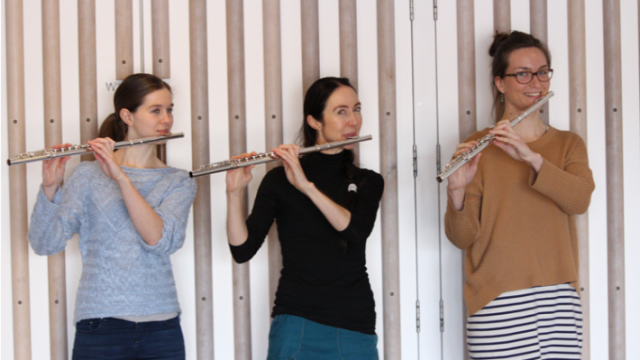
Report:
467,283,582,360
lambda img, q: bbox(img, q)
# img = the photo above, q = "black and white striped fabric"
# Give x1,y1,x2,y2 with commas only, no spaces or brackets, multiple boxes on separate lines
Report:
467,283,582,360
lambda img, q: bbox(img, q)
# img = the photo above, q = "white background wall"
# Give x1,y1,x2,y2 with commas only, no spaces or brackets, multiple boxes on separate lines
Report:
2,1,639,359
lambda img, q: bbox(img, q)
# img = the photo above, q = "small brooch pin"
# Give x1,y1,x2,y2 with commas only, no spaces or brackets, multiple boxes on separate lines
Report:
348,183,357,193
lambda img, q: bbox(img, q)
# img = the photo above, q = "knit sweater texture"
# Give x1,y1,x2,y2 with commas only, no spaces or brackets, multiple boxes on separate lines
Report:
230,151,384,335
28,161,196,323
445,126,595,316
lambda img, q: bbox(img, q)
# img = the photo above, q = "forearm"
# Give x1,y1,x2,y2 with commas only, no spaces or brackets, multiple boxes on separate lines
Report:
301,183,351,231
447,187,466,211
226,190,249,246
117,176,164,245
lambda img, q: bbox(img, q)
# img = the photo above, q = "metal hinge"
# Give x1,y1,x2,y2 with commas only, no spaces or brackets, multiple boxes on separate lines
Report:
410,0,414,21
433,0,438,21
416,300,421,333
436,144,441,174
413,144,418,178
439,299,444,332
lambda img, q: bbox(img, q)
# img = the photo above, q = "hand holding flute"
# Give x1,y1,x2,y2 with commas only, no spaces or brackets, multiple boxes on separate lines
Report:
42,143,73,201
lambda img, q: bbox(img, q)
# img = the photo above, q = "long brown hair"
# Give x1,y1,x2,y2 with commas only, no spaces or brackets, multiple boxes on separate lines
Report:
99,73,171,141
489,31,551,122
299,77,359,252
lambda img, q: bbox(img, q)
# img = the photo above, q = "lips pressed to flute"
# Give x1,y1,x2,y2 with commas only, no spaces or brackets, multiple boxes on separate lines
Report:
190,135,372,178
436,91,554,183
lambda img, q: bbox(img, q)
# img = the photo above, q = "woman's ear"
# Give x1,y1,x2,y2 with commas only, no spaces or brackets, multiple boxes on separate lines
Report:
119,108,133,127
306,114,323,131
494,76,506,95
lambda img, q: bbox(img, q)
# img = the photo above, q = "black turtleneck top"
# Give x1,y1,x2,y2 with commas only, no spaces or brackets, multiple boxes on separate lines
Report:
229,151,384,335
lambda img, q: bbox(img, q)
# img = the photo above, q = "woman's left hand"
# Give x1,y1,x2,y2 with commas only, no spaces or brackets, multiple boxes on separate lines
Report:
88,137,128,182
489,120,543,172
272,144,312,193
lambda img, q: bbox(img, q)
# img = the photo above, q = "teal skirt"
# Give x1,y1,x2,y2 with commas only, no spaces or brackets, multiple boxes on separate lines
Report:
267,314,378,360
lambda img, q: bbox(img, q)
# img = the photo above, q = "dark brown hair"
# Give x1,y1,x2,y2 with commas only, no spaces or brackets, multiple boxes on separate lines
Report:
98,73,171,141
300,77,359,252
489,31,551,121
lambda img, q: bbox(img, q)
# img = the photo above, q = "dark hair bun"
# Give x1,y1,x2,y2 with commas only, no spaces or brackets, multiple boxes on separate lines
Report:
489,32,511,57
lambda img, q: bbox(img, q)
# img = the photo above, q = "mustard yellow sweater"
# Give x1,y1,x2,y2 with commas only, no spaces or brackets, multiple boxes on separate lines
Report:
445,126,595,316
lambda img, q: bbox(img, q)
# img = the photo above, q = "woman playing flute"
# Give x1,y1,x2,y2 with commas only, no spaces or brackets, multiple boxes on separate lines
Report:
226,77,383,359
445,31,595,359
28,73,196,360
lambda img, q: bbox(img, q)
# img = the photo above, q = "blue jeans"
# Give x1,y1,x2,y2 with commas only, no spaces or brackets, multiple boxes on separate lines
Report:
267,314,378,360
72,316,185,360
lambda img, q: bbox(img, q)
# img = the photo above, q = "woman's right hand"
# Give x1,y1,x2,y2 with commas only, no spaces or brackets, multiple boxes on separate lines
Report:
225,152,257,194
446,141,481,210
42,143,72,201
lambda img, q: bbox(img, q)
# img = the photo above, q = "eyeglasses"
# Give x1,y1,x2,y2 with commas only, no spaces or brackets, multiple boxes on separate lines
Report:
502,69,554,84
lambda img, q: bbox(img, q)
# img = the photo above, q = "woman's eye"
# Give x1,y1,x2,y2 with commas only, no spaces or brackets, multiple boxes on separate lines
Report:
354,107,361,112
516,72,528,77
152,109,160,114
538,70,548,76
167,108,173,114
338,110,346,115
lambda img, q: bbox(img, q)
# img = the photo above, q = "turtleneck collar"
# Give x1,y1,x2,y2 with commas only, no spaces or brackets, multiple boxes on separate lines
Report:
302,150,347,173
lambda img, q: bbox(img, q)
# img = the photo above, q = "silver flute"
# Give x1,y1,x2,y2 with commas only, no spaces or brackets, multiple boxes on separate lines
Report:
190,135,372,178
436,91,554,183
7,132,184,166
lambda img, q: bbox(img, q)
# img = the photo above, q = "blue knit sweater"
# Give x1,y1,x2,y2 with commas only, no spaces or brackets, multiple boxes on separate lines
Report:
28,161,196,323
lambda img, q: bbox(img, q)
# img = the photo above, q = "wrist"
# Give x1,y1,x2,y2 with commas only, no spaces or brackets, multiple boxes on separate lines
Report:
299,181,316,195
115,174,132,187
526,153,543,172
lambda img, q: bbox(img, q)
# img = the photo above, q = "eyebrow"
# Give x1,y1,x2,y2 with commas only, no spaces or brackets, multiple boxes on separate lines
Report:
512,65,549,71
333,103,361,111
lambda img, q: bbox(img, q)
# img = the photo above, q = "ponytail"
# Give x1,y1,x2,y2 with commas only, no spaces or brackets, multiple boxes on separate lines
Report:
98,113,128,142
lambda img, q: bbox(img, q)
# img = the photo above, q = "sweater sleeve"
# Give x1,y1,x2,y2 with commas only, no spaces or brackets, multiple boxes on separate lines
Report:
139,173,197,256
529,136,595,215
444,168,483,250
338,171,384,245
28,164,88,256
230,170,279,263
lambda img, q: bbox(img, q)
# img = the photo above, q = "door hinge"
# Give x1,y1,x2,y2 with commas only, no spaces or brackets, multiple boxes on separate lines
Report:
410,0,414,21
413,144,418,178
416,300,421,333
433,0,438,21
439,299,445,332
436,144,441,174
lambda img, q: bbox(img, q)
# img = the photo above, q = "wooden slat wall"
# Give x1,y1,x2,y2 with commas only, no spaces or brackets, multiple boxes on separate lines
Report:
338,0,360,160
115,0,133,80
602,0,626,359
456,2,476,359
493,0,511,34
151,0,170,164
78,0,98,158
226,1,252,359
567,1,591,358
263,0,284,311
301,0,320,96
189,0,215,358
6,0,32,358
377,0,401,358
530,0,549,126
42,1,68,358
